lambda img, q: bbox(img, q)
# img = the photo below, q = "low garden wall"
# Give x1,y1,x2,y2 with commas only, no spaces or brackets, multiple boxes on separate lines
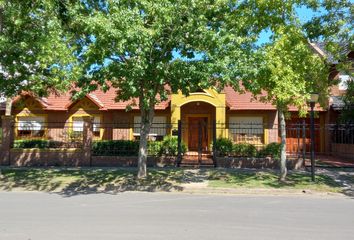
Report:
91,156,176,167
5,149,305,169
331,143,354,160
9,149,88,167
7,148,177,167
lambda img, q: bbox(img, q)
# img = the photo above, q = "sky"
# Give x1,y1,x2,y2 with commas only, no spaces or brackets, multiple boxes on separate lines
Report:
257,6,325,45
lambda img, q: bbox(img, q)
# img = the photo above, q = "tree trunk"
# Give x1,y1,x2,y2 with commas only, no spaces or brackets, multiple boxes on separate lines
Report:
278,108,287,182
5,97,12,116
0,5,3,34
137,107,154,179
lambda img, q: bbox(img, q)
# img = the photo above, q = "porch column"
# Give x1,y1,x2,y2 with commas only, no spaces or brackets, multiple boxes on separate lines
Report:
82,116,93,167
171,104,181,135
215,106,226,138
0,116,14,166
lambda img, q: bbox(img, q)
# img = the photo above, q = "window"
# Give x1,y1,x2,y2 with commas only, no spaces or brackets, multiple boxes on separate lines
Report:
72,116,101,138
17,116,46,138
229,116,264,145
133,116,167,141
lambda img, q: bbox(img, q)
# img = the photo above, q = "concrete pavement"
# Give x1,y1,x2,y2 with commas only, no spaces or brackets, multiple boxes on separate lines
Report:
0,192,353,240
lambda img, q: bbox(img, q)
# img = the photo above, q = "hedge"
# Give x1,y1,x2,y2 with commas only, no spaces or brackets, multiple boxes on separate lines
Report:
92,136,187,156
13,140,58,149
214,138,281,158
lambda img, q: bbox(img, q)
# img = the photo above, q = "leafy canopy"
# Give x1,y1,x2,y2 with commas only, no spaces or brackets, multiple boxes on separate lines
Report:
251,25,329,114
0,0,77,97
71,0,263,110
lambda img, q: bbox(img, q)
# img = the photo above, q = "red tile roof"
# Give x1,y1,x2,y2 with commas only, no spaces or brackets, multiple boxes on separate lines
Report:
7,85,323,112
26,86,170,111
224,86,324,111
224,86,276,110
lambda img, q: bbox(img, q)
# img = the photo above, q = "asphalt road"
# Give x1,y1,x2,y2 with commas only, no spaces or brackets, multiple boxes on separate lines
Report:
0,192,353,240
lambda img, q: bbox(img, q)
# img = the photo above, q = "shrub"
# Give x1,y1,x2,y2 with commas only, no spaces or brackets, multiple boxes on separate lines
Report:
13,139,54,148
147,141,162,156
159,136,187,156
214,138,233,156
232,143,258,157
92,137,186,157
92,140,139,156
258,142,281,159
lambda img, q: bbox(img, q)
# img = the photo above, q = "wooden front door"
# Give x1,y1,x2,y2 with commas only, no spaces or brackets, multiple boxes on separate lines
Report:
188,117,208,151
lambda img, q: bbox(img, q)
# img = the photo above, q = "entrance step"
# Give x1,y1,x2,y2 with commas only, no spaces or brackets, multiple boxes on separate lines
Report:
180,151,215,168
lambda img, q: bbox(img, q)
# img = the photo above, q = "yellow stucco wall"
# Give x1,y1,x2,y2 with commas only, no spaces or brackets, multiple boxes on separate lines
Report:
171,88,226,138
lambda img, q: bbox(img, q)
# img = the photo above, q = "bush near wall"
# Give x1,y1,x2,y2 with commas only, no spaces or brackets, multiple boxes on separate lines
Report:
213,138,233,156
258,142,281,159
233,143,258,157
92,137,187,157
214,138,281,159
92,140,140,156
12,140,59,149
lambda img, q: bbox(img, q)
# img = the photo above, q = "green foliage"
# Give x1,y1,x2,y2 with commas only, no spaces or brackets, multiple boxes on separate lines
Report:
147,141,162,157
258,142,282,159
214,138,233,156
13,140,54,148
214,138,281,158
92,137,186,156
67,130,83,142
159,136,187,156
0,0,78,97
340,78,354,123
92,140,139,156
232,143,258,157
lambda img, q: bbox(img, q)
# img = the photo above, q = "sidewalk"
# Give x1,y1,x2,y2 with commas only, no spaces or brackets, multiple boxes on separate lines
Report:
304,154,354,168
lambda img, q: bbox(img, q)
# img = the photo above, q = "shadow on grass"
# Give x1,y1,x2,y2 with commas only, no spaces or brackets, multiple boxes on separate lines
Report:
0,167,211,197
207,168,346,195
0,167,350,197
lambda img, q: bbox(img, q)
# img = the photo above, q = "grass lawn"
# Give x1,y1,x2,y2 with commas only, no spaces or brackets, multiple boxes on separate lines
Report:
0,168,345,195
207,169,343,193
0,168,186,195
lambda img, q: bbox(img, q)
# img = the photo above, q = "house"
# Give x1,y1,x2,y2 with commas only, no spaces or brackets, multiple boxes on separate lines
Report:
0,85,326,153
0,43,352,166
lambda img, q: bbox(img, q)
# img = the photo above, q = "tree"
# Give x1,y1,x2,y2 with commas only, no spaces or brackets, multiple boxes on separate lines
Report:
0,0,78,115
247,25,330,181
233,0,353,181
340,76,354,123
71,0,258,178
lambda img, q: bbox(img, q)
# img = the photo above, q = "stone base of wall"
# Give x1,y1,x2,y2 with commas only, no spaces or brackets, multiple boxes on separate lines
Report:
9,149,88,167
216,157,304,170
4,149,177,167
91,156,176,167
331,144,354,160
4,148,306,170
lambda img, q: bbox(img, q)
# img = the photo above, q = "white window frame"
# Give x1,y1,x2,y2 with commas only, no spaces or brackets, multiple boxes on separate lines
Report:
71,116,101,133
17,116,46,138
133,116,167,137
229,116,264,134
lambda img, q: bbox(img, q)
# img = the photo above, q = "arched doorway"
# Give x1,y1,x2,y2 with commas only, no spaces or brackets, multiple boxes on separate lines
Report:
180,101,216,152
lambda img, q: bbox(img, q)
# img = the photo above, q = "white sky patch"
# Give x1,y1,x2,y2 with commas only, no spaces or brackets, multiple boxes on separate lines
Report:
339,74,351,91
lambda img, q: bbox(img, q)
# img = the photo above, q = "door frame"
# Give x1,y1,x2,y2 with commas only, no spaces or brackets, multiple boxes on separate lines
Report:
184,114,211,151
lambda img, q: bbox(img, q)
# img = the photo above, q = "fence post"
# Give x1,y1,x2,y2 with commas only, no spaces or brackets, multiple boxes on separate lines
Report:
302,119,306,161
176,120,182,167
0,116,14,166
82,116,93,167
212,120,217,167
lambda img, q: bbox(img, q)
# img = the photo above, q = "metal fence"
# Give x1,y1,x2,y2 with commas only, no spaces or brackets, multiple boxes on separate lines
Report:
0,125,2,145
330,124,354,144
8,120,354,155
12,122,83,148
